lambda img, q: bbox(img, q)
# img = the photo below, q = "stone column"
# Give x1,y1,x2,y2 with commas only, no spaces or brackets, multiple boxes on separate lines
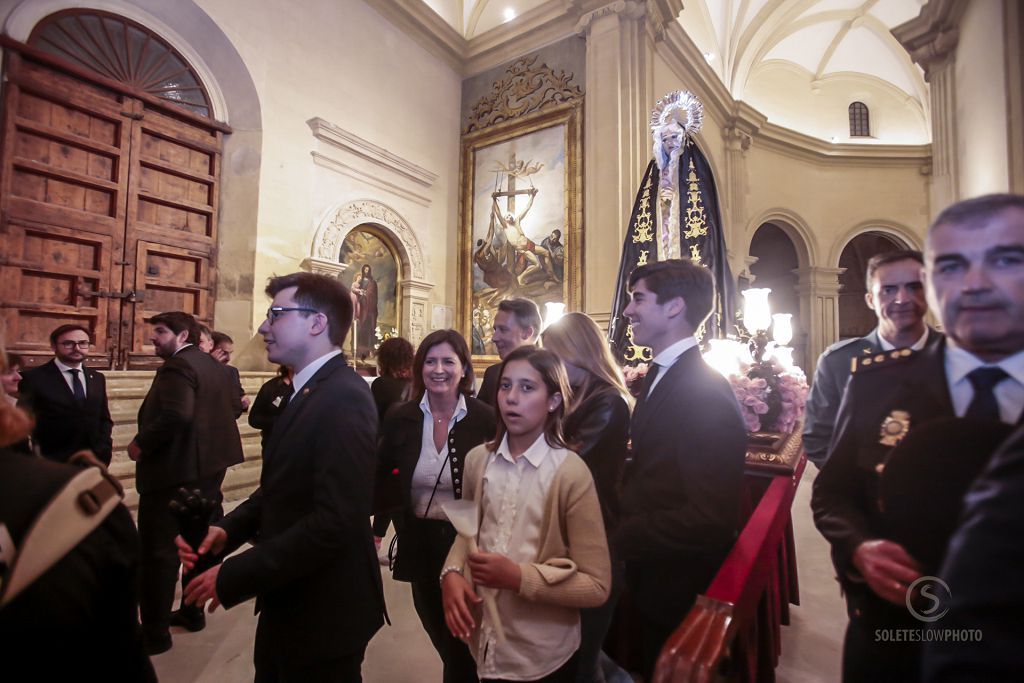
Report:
401,279,434,347
794,266,845,376
892,0,967,217
722,124,753,252
576,1,655,317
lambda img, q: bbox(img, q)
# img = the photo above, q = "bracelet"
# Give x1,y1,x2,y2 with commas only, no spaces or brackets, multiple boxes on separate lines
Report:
439,565,464,584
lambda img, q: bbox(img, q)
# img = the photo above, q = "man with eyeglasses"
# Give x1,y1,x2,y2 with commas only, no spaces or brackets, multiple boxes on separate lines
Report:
177,273,386,682
129,311,244,653
18,324,113,464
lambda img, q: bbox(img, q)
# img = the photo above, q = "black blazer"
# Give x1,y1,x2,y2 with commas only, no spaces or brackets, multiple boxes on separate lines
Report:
476,363,501,406
564,383,630,532
924,424,1024,681
216,354,386,664
133,345,244,494
371,375,410,421
248,375,292,451
0,450,155,681
615,346,747,625
374,395,495,581
812,340,957,597
803,328,942,465
17,360,113,465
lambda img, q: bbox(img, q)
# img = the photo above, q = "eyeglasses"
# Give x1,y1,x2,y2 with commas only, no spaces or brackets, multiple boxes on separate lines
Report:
266,306,322,324
58,340,91,349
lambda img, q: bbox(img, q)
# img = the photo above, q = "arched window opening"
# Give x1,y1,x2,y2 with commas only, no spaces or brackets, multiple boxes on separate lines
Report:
838,232,906,339
29,10,212,118
849,101,870,137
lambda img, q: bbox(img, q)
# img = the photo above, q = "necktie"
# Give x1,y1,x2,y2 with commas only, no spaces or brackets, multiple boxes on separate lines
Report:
965,366,1009,422
640,363,661,400
69,368,86,404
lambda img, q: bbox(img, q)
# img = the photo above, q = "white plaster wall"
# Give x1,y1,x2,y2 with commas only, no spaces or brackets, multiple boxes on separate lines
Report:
955,0,1010,198
194,0,461,342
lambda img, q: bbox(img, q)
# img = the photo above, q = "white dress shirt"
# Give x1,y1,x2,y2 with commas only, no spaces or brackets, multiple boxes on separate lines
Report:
54,359,86,398
410,392,468,520
878,328,930,352
475,433,576,680
945,345,1024,424
647,336,698,396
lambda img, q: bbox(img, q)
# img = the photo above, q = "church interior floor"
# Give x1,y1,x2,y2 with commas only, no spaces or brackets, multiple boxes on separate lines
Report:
150,465,846,682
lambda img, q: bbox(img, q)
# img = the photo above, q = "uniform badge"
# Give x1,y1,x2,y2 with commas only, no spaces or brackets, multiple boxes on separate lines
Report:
879,410,911,446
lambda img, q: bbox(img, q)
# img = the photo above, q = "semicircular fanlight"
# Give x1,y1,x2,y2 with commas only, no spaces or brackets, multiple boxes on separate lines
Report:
29,10,212,119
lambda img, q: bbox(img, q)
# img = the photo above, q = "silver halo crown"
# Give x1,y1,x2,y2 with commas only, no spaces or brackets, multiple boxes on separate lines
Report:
650,90,704,138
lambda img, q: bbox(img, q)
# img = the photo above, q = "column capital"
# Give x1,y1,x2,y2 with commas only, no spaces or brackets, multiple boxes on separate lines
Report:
574,0,681,38
400,278,435,297
794,266,846,294
300,257,348,278
891,0,968,82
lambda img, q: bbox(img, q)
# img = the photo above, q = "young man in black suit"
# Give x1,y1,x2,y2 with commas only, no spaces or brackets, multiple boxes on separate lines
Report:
17,324,113,464
129,311,244,654
613,259,747,680
179,272,386,682
476,297,540,405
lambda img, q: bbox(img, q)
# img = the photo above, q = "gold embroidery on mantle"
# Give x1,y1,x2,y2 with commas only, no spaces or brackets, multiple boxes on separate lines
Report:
623,323,652,363
632,176,654,244
464,56,584,134
683,158,708,240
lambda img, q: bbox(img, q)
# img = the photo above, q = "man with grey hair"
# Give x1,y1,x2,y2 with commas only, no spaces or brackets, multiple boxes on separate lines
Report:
476,297,541,406
813,194,1024,683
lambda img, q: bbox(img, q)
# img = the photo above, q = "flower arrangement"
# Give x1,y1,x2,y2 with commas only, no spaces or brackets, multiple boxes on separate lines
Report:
622,362,650,398
729,354,808,434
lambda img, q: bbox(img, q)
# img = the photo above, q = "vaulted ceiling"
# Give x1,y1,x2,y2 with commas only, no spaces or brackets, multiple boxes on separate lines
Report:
414,0,930,144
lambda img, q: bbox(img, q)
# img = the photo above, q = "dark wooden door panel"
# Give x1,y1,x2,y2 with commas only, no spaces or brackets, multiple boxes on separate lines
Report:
1,48,222,368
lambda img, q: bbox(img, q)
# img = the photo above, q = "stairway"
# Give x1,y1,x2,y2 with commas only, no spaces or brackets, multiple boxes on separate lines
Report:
105,370,275,509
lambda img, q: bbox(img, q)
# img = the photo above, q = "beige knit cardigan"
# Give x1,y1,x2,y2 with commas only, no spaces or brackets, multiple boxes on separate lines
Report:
444,443,611,608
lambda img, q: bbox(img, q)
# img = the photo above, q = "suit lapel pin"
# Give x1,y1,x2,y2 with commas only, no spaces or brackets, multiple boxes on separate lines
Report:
879,410,910,446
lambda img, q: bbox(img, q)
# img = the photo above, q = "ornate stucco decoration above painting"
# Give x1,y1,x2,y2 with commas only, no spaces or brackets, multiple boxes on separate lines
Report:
463,55,584,134
311,199,426,281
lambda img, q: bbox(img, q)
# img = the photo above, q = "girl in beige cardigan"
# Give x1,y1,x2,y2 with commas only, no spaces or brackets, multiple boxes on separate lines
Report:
441,347,611,682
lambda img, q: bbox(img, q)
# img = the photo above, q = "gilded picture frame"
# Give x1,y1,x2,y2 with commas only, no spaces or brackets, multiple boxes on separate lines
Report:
457,101,583,361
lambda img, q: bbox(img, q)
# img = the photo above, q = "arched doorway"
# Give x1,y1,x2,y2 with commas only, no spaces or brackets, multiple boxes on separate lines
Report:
837,232,908,340
749,222,805,369
0,9,229,368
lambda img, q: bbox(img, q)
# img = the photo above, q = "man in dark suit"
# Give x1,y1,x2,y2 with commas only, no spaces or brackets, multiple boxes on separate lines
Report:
813,194,1024,682
179,272,385,682
477,297,540,405
17,324,113,464
129,311,244,654
613,259,748,680
803,250,940,466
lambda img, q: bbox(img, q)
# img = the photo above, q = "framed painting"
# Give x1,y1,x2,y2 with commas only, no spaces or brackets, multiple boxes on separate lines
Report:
339,225,401,361
457,102,582,358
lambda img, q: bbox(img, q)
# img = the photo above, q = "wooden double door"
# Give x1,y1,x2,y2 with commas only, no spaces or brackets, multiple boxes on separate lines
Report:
0,49,223,368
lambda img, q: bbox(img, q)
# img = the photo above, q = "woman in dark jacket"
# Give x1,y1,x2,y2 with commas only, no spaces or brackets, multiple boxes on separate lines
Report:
542,312,632,683
374,329,495,683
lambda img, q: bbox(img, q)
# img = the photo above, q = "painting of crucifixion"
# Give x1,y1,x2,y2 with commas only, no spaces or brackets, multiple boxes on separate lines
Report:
460,109,581,357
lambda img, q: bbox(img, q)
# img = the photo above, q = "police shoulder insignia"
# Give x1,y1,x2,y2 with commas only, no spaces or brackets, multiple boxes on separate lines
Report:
879,410,911,446
850,347,914,374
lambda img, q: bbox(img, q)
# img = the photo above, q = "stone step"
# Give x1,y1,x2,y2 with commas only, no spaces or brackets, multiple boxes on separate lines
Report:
101,370,274,510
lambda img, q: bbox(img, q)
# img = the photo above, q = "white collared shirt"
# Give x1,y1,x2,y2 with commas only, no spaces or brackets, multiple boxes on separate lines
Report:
411,392,468,520
647,336,699,396
475,433,576,680
291,349,342,398
878,328,930,352
944,345,1024,424
54,359,86,398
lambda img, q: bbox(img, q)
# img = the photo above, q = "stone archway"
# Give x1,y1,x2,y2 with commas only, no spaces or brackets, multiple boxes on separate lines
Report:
305,199,433,346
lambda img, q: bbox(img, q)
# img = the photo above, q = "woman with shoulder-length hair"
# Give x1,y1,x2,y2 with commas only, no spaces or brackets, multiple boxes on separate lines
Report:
541,311,631,683
374,329,495,683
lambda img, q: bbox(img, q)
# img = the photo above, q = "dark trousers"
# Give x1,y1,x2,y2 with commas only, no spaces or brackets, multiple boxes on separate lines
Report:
254,621,366,683
842,614,921,683
137,471,225,636
481,651,579,683
576,560,624,683
411,578,479,683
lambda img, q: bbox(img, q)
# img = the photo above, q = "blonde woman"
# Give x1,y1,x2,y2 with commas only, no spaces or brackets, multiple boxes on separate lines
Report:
540,312,631,683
